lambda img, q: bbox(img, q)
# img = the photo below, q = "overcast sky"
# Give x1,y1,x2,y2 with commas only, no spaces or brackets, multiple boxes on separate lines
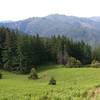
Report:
0,0,100,21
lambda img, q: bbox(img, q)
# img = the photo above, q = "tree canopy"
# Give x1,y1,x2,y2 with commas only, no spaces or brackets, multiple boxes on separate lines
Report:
0,27,92,73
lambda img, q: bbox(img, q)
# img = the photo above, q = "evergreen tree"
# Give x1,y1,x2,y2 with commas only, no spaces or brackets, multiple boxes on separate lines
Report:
0,27,93,73
2,29,17,70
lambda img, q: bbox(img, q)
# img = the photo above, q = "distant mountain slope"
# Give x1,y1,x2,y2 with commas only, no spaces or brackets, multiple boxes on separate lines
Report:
90,17,100,22
0,14,100,46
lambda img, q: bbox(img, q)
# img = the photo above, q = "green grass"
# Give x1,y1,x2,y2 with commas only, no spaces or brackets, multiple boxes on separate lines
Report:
0,65,100,100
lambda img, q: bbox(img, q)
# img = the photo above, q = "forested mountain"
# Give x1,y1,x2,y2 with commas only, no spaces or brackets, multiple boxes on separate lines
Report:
0,27,92,73
0,14,100,46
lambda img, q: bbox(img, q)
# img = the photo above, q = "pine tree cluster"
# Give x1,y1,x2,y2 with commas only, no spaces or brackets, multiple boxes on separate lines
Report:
0,27,92,73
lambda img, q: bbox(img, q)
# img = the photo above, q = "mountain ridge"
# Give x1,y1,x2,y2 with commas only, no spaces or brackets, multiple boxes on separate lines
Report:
0,14,100,46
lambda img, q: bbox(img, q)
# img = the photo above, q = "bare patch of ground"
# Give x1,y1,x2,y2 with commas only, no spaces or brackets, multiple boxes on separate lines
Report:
89,87,100,100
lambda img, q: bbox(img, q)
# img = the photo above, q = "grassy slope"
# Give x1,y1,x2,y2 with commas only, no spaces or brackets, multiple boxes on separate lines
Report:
0,65,100,99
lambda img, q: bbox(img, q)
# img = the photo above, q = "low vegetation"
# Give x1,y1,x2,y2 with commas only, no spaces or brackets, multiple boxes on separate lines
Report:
0,65,100,99
91,60,100,68
49,77,56,85
28,68,38,80
66,57,82,67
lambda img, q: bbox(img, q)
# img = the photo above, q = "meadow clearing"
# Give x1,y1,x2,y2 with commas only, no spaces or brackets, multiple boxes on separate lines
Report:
0,65,100,100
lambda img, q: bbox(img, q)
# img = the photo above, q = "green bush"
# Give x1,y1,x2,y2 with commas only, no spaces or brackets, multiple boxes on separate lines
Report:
28,68,38,79
91,60,99,64
66,57,82,67
49,77,56,85
91,60,100,68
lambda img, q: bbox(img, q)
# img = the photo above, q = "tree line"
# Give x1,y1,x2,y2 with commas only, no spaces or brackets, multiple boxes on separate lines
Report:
0,27,96,73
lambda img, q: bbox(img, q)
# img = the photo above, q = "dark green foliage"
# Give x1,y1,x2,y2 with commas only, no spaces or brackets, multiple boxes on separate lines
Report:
92,46,100,62
0,73,2,79
49,77,56,85
66,41,92,65
57,36,69,65
28,68,38,79
0,27,93,73
0,27,6,69
2,29,17,71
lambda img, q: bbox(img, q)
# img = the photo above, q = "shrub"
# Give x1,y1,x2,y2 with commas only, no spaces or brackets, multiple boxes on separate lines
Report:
28,68,38,79
66,57,82,67
0,73,2,79
91,60,99,64
49,77,56,85
91,60,100,68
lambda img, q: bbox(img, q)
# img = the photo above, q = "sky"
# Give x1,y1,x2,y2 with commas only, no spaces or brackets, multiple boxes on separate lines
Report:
0,0,100,21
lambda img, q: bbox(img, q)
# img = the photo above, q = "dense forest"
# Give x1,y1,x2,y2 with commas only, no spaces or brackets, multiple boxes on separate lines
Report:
0,27,99,73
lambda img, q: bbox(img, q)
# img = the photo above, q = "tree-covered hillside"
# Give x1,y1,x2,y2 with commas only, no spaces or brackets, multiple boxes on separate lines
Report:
0,27,93,73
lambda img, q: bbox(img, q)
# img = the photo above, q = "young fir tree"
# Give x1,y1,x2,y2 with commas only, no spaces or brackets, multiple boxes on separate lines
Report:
28,68,38,79
2,29,17,70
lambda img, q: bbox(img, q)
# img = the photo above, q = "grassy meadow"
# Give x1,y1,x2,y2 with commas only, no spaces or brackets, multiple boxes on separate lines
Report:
0,65,100,100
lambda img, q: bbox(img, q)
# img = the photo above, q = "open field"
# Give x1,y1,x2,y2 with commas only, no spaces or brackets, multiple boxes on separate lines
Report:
0,65,100,100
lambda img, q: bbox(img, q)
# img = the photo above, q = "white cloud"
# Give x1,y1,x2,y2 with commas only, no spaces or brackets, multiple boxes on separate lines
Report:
0,0,100,21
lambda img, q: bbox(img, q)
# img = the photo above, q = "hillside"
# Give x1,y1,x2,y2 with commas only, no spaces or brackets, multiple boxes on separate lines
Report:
1,14,100,46
90,16,100,22
0,65,100,99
